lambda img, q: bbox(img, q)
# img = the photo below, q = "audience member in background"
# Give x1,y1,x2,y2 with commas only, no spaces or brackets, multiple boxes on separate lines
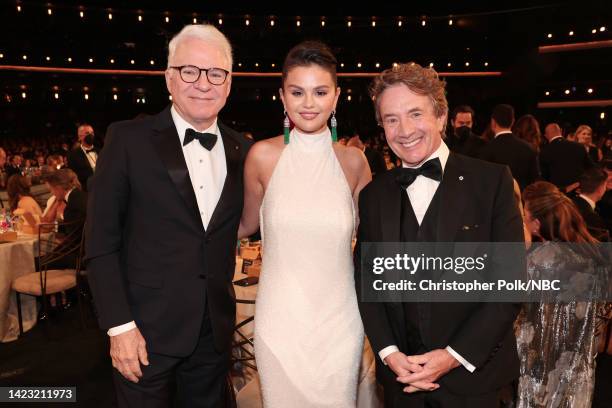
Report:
42,169,87,268
7,174,42,233
602,135,612,161
67,123,99,192
479,104,540,190
517,181,608,408
513,114,542,153
347,132,386,177
539,123,592,191
576,124,603,163
6,154,23,178
446,104,486,158
572,167,609,241
0,147,7,190
597,163,612,233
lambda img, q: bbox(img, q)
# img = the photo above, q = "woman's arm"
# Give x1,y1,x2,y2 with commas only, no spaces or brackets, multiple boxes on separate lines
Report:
238,143,266,239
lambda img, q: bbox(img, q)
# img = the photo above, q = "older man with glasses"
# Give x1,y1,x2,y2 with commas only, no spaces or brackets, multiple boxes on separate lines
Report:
86,24,252,407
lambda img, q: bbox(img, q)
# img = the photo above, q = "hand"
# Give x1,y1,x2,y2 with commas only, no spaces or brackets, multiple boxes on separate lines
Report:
110,327,149,383
384,351,439,393
397,349,461,393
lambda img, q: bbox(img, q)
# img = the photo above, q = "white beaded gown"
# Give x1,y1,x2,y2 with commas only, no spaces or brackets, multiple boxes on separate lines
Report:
254,128,365,407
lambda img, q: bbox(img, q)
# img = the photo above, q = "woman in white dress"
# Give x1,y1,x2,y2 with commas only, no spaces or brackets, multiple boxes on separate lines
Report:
239,41,372,407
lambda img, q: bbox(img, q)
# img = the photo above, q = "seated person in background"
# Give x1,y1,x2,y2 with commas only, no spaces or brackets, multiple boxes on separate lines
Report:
40,169,87,269
7,174,42,233
572,166,609,241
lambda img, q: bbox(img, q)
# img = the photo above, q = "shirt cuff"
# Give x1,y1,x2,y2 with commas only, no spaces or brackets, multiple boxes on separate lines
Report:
107,321,137,336
446,346,476,373
379,345,400,365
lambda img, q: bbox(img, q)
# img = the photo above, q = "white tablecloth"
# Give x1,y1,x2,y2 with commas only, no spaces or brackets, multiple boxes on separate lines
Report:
232,257,382,408
0,234,39,342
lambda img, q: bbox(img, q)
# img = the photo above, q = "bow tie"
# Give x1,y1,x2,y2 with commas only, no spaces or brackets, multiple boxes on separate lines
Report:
394,157,442,188
184,128,217,151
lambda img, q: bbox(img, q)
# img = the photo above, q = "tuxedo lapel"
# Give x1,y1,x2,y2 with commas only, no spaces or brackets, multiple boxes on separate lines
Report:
151,107,204,231
206,122,242,236
436,153,467,242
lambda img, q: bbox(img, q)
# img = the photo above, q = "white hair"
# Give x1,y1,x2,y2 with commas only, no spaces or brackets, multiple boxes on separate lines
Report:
167,24,233,71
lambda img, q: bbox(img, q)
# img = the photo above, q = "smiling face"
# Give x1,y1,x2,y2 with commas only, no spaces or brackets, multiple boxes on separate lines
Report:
378,84,446,166
280,64,340,135
165,36,231,131
577,128,592,145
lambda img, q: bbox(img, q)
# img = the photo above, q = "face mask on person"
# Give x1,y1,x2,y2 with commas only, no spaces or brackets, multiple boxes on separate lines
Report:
84,133,94,146
455,126,471,140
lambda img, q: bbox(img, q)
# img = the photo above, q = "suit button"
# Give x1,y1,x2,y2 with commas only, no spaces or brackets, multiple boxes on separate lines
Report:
199,274,206,279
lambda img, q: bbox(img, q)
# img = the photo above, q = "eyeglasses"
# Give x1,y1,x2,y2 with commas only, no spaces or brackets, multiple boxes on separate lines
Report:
169,65,229,85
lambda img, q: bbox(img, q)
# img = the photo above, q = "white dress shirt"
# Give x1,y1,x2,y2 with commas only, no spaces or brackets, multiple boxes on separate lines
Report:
108,106,227,337
81,145,97,170
579,194,596,210
378,141,476,373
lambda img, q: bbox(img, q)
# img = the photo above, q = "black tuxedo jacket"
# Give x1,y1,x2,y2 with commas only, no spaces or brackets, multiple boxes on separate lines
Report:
540,137,592,189
479,132,540,190
355,152,524,396
67,146,98,192
572,195,609,241
86,106,252,356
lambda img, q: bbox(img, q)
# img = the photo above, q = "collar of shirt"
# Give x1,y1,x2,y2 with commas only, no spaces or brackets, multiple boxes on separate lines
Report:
81,144,95,153
64,188,75,203
549,135,563,142
171,105,220,145
402,140,450,173
494,130,513,138
579,194,596,210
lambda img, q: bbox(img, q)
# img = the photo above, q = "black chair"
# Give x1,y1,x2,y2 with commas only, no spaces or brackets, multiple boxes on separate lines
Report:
11,219,85,336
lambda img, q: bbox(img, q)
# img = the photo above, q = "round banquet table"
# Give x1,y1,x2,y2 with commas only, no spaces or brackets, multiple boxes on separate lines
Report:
0,234,39,342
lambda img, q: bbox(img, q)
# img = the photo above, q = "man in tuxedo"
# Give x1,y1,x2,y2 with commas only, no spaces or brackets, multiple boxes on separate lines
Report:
572,167,609,241
540,123,593,190
356,63,524,407
86,24,252,407
67,123,98,191
479,104,539,190
446,105,486,158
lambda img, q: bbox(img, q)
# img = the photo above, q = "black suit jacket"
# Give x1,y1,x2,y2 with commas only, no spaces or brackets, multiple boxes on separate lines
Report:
48,188,87,269
355,152,524,396
446,130,487,159
67,146,98,192
479,132,540,190
572,195,609,241
86,106,252,356
540,137,592,189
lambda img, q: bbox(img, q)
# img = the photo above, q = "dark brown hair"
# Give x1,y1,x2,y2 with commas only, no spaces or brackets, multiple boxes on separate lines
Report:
43,168,82,191
513,114,541,152
491,104,515,128
523,181,598,244
7,174,32,211
282,41,337,87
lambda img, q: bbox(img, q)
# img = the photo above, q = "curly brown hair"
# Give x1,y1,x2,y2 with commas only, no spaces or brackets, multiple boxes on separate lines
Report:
369,62,448,124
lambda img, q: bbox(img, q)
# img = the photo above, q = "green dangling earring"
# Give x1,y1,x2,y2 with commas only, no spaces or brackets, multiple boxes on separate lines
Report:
283,111,290,145
330,110,338,142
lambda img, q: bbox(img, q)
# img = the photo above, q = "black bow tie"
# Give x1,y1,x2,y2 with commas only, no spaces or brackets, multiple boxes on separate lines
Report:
394,158,443,188
184,128,217,151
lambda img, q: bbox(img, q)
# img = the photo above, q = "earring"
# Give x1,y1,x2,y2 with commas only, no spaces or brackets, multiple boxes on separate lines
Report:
330,110,338,142
283,111,290,145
